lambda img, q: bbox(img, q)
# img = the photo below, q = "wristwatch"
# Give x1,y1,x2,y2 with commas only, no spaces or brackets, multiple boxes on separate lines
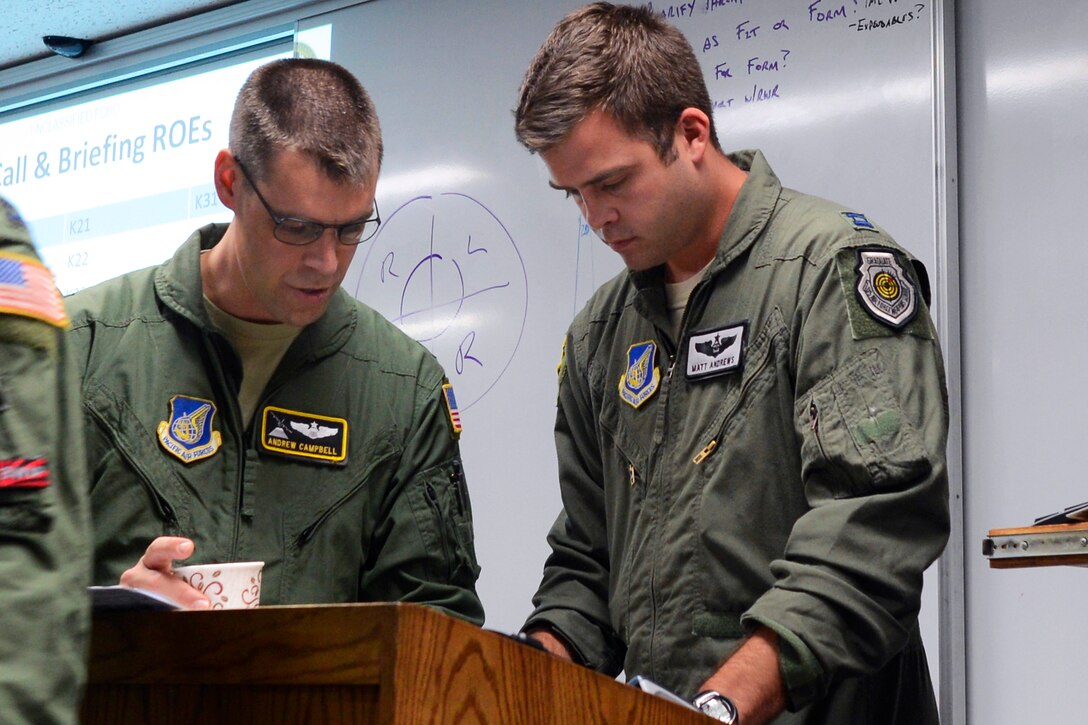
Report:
692,690,739,723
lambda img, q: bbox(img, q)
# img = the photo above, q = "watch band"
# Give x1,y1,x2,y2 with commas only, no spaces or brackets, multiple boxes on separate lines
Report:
692,690,740,724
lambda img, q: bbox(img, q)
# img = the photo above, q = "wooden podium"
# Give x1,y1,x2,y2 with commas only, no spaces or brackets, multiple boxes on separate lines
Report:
82,603,708,724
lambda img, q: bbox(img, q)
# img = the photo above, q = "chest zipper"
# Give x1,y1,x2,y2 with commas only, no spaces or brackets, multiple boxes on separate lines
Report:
295,449,398,549
692,440,718,465
86,408,181,534
690,343,774,465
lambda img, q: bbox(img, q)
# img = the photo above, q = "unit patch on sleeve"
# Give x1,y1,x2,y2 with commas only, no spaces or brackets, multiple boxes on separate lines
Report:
618,340,661,409
442,383,463,439
0,251,68,328
0,457,50,489
260,405,348,465
157,395,223,463
854,248,918,329
556,336,568,385
686,322,747,380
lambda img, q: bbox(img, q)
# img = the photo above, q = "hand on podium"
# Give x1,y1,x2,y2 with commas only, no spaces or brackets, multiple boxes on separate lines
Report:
522,627,575,661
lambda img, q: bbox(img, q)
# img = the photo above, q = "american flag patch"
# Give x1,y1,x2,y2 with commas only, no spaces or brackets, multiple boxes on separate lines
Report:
0,458,50,489
0,252,68,328
441,383,463,437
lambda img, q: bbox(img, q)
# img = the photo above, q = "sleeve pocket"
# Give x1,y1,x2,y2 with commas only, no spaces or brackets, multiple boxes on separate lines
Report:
798,348,931,498
407,461,481,584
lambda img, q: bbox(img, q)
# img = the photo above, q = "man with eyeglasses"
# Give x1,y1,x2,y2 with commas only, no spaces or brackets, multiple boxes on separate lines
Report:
64,58,484,622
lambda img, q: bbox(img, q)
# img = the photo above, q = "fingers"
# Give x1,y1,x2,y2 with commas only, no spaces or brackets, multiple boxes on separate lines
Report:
118,536,211,610
139,536,195,572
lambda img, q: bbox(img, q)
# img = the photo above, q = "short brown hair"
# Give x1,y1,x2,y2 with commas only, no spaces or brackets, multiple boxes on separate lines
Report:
229,58,383,185
515,2,718,161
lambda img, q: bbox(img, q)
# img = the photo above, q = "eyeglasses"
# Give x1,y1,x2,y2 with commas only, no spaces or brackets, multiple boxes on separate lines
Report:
234,158,380,246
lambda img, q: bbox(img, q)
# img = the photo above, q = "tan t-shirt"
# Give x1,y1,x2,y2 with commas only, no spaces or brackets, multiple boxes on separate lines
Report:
664,259,713,337
203,295,301,426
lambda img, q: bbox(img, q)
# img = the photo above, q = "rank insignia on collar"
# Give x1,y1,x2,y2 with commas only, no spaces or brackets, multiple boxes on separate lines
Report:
618,340,661,409
855,248,918,329
157,395,222,464
260,405,348,465
686,322,747,380
442,383,463,439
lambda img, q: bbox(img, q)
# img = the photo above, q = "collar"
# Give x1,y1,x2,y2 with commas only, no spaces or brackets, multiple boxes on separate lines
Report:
153,223,356,369
630,149,783,331
714,149,783,270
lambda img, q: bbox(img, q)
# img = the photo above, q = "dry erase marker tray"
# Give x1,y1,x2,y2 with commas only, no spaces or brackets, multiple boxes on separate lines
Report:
982,522,1088,569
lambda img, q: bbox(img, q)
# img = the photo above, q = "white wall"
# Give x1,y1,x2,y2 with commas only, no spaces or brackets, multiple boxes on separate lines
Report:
958,2,1088,723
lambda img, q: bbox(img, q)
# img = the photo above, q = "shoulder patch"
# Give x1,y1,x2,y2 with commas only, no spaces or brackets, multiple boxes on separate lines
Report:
441,383,463,439
260,405,348,464
0,251,68,328
854,248,917,329
0,458,50,489
835,247,933,340
557,336,568,384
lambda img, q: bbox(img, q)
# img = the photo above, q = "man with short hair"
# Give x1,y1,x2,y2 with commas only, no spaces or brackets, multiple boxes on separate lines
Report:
0,195,90,724
68,59,483,622
516,4,948,723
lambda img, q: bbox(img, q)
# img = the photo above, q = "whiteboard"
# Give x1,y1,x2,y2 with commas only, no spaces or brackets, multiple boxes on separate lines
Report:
0,0,951,698
324,0,948,678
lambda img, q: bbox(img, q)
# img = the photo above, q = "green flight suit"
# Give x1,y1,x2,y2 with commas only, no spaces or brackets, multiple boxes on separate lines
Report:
0,197,91,724
525,151,949,722
67,224,483,623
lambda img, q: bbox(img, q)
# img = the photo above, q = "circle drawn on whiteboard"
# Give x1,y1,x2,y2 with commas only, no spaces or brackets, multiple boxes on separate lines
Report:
354,193,528,411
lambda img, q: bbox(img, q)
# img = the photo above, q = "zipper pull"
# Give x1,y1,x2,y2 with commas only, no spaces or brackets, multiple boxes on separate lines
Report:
809,401,819,433
449,461,466,516
628,462,637,488
692,439,718,465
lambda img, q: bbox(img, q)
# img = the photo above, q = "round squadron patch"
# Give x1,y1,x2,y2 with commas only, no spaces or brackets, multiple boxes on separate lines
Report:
854,248,918,329
618,340,660,409
157,395,222,463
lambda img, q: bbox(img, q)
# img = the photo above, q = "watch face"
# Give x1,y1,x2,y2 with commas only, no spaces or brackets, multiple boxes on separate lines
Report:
695,692,738,723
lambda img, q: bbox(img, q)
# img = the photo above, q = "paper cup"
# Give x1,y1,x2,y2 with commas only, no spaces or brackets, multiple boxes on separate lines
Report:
172,561,264,610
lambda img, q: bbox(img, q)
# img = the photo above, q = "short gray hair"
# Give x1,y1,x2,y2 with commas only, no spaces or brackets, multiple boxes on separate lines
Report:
230,58,383,185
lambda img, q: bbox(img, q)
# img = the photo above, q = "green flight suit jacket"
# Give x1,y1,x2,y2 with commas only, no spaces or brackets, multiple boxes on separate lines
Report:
526,151,949,723
0,197,91,724
67,224,483,623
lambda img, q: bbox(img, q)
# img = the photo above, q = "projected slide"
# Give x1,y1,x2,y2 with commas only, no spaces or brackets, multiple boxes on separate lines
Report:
0,27,332,295
0,59,274,294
